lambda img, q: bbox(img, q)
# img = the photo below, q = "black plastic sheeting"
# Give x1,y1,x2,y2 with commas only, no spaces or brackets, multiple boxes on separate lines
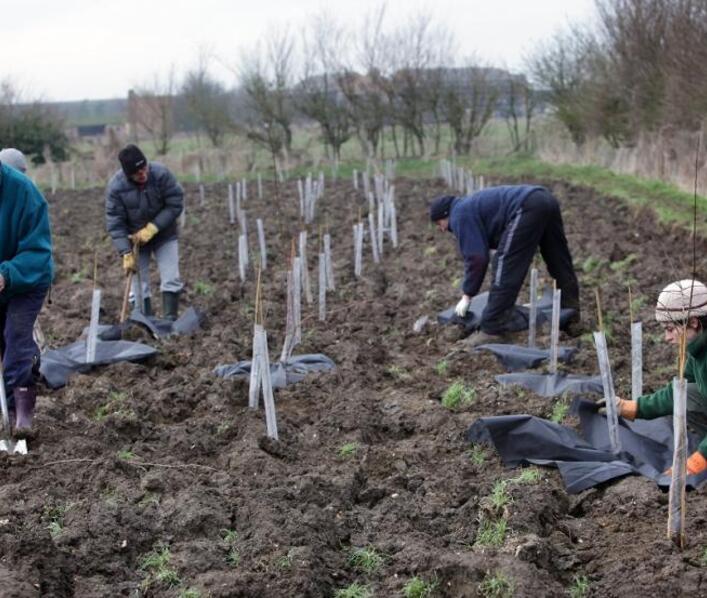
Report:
438,288,577,334
476,343,577,371
214,354,336,388
495,372,603,397
40,339,158,389
465,398,707,493
97,307,204,341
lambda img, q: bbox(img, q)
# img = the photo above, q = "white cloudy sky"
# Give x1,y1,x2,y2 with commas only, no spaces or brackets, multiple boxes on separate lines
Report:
4,0,595,102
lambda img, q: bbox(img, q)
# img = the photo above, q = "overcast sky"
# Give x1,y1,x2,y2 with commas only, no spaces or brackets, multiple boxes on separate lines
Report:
4,0,596,102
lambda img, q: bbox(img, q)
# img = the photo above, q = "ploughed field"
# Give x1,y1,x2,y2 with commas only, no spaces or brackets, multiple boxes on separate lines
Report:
2,173,707,597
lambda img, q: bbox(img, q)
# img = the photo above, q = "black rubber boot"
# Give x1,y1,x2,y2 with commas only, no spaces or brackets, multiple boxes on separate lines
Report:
13,386,36,439
162,292,180,321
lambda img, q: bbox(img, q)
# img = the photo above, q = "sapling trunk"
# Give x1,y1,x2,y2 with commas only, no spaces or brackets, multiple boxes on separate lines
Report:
593,330,622,454
324,233,335,291
528,268,538,348
298,179,304,218
631,321,643,400
256,219,267,270
257,173,262,199
299,231,313,304
549,288,561,374
668,376,687,548
318,252,326,322
86,288,102,363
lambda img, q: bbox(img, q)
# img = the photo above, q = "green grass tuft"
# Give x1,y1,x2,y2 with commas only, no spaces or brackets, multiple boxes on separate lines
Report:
475,518,508,547
338,442,360,459
479,571,515,598
348,546,384,574
403,576,438,597
569,575,590,598
335,582,373,598
441,381,476,410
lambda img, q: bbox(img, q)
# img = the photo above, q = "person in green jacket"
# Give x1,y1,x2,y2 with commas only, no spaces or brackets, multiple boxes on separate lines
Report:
0,161,53,438
605,279,707,475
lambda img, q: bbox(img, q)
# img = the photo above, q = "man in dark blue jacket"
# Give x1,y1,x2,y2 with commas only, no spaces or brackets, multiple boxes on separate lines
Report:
430,185,580,346
106,144,184,320
0,160,53,438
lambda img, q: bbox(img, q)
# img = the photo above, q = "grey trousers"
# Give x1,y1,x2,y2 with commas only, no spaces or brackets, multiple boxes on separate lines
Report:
687,383,707,437
130,238,183,301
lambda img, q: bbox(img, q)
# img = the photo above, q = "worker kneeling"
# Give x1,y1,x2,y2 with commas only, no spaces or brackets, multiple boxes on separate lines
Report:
430,185,581,347
600,279,707,476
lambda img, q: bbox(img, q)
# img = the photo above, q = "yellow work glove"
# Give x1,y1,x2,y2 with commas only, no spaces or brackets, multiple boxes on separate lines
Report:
596,397,638,420
129,222,159,245
122,252,137,274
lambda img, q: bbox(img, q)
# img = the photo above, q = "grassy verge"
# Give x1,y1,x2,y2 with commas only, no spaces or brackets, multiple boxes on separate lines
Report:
470,154,707,234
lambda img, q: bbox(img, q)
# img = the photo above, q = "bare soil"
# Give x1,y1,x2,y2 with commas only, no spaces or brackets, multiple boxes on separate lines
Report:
2,174,706,597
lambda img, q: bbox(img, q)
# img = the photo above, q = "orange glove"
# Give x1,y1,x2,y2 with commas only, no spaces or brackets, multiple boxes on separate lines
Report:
597,398,638,420
122,252,136,274
129,222,158,245
687,451,707,475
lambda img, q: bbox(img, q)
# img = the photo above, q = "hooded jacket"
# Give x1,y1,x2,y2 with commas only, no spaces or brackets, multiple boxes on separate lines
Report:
0,163,53,303
448,185,544,296
638,330,707,457
105,162,183,254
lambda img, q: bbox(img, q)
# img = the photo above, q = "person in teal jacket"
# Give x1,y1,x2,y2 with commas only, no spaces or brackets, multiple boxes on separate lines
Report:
605,279,707,475
0,160,53,438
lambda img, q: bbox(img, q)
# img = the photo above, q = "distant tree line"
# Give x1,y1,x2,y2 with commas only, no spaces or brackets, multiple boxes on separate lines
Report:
529,0,707,147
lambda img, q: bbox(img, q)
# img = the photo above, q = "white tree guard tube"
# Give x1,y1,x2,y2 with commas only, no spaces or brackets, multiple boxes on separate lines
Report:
242,178,247,201
631,321,643,401
318,252,326,322
324,233,335,291
238,234,248,282
299,231,313,304
593,330,622,454
248,324,263,409
257,219,267,270
86,288,102,363
353,169,358,190
390,202,398,248
199,184,205,206
292,257,302,344
668,376,687,547
257,326,279,440
549,288,561,373
280,269,295,363
368,213,380,264
257,173,262,199
298,179,304,218
228,184,235,225
528,268,538,348
377,201,385,258
354,223,363,278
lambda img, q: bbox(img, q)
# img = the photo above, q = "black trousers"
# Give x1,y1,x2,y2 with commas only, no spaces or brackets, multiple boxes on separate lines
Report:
481,190,579,334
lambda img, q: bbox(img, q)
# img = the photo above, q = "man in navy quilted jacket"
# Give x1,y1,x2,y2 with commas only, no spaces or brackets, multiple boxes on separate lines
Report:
430,185,580,347
105,144,184,320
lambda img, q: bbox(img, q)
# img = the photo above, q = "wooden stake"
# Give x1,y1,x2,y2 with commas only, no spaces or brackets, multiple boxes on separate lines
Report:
595,288,604,334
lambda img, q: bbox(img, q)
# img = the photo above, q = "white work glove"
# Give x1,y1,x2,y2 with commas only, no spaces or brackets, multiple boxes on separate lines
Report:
455,295,471,317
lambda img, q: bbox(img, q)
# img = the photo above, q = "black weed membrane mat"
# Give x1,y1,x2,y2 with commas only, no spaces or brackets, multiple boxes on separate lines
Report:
495,372,603,397
214,354,336,388
40,340,158,389
438,288,577,334
97,306,204,341
466,398,707,493
476,343,577,371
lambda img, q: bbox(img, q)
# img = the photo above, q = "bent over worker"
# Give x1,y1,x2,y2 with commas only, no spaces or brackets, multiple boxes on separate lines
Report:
602,279,707,476
106,144,184,320
0,158,53,438
430,185,580,347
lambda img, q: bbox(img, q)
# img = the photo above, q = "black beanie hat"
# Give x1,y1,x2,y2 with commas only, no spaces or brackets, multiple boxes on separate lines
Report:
118,144,147,176
429,195,455,222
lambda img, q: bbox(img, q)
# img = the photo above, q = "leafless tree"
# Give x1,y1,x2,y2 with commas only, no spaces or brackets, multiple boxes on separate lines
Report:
239,27,296,162
441,61,499,155
131,68,177,155
296,14,352,160
182,51,233,147
500,73,537,152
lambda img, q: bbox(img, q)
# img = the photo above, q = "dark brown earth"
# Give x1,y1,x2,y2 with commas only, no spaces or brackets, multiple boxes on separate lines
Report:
1,173,706,597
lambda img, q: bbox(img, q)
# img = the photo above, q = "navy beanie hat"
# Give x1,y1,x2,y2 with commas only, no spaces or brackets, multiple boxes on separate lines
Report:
118,144,147,176
429,195,455,222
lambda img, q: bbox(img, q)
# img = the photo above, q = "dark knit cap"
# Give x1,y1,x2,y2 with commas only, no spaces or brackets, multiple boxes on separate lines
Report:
429,195,455,222
118,144,147,176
